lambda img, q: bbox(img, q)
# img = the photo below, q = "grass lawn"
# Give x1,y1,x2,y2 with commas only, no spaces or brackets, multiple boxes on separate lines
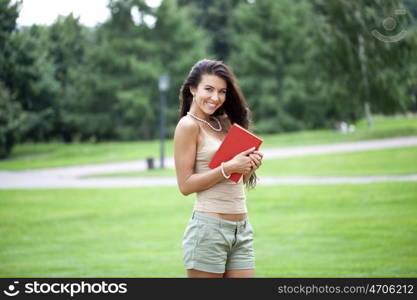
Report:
260,114,417,149
258,146,417,176
1,114,417,171
0,140,170,171
1,182,416,277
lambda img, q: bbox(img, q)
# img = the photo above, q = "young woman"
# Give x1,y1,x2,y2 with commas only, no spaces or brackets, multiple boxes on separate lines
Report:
174,59,264,278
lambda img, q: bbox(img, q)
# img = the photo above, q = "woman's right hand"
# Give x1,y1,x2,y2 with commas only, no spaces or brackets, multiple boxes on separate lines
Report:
224,147,256,175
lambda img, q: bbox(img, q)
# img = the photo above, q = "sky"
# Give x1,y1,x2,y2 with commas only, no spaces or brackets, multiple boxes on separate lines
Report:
16,0,161,27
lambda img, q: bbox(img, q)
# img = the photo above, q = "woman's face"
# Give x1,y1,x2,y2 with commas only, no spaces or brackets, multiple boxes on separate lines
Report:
191,74,227,115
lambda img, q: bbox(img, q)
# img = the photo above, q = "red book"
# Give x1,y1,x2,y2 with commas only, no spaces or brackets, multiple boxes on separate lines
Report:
209,123,263,183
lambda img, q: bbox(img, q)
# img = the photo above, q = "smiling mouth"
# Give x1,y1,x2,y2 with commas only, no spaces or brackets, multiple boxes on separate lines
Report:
206,102,217,109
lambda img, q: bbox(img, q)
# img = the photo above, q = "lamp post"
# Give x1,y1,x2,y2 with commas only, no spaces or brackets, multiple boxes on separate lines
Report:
158,74,169,169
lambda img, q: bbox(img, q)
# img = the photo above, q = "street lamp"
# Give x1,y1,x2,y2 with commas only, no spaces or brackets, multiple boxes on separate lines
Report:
158,74,169,169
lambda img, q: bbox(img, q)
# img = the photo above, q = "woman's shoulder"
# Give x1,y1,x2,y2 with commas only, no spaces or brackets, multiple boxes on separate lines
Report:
175,115,200,135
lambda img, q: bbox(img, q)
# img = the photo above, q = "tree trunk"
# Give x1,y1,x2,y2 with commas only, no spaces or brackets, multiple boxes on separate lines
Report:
364,102,373,129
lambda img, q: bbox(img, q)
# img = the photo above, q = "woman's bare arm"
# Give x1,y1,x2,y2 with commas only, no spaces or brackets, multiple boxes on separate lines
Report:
174,117,227,196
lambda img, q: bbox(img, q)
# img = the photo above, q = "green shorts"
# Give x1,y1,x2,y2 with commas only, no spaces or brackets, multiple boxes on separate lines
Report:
182,211,255,274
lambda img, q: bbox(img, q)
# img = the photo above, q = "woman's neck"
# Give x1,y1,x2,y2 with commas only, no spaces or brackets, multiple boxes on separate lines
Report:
189,105,210,121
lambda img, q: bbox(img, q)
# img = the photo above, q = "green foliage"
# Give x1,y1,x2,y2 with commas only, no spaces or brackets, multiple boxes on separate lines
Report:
153,0,208,137
10,26,61,141
178,0,245,60
0,0,25,155
0,0,19,47
0,81,24,158
46,14,88,142
229,0,328,132
1,0,416,156
72,0,207,141
313,0,417,120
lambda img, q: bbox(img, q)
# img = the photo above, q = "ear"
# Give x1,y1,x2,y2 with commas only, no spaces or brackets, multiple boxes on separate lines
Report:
189,86,196,97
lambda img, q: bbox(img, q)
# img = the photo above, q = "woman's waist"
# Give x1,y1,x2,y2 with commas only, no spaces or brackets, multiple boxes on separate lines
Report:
195,210,247,222
194,194,247,216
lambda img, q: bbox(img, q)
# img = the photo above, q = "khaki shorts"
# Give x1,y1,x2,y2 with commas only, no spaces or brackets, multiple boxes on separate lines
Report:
182,211,255,274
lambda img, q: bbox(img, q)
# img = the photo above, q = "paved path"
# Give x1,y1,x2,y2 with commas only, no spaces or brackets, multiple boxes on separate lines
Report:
2,174,417,189
1,136,416,189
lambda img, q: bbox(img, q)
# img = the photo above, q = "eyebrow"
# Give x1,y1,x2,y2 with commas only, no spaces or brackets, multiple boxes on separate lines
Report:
204,84,227,91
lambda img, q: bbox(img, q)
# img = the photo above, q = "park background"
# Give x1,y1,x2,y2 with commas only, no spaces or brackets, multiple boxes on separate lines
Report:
1,0,417,277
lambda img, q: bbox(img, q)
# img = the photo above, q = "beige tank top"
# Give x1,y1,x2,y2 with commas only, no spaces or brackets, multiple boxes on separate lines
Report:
194,124,247,214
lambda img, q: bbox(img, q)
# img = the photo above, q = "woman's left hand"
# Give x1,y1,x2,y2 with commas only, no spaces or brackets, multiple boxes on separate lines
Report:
248,151,263,172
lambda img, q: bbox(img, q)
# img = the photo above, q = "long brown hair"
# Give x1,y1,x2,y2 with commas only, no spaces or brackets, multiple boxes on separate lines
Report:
179,59,258,188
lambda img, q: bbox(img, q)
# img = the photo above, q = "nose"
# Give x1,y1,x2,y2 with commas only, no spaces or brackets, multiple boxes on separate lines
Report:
211,91,219,101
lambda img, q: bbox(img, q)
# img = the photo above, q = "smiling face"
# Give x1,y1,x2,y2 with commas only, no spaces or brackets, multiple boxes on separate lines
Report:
190,74,227,118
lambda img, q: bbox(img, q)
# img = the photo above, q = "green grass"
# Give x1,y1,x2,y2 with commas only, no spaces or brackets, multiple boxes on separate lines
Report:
251,182,417,277
0,140,173,171
1,182,416,277
356,114,417,130
1,114,416,171
0,188,188,277
258,146,417,176
260,114,417,149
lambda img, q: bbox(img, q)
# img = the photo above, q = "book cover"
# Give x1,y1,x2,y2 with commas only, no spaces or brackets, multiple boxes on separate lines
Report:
209,123,263,183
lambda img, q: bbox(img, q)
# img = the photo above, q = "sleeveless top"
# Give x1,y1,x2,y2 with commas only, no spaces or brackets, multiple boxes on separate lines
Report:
193,123,247,214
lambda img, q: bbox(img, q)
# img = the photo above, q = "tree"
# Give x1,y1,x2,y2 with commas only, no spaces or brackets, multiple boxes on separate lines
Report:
72,0,158,141
152,0,208,137
178,0,245,61
0,81,24,158
229,0,328,132
0,0,25,156
46,14,89,142
313,0,417,126
8,25,60,141
76,0,208,141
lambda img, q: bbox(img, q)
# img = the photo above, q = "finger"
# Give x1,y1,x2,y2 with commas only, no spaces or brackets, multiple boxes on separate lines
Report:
251,159,260,167
252,158,261,168
241,147,256,156
250,153,260,161
254,151,264,159
249,154,260,165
